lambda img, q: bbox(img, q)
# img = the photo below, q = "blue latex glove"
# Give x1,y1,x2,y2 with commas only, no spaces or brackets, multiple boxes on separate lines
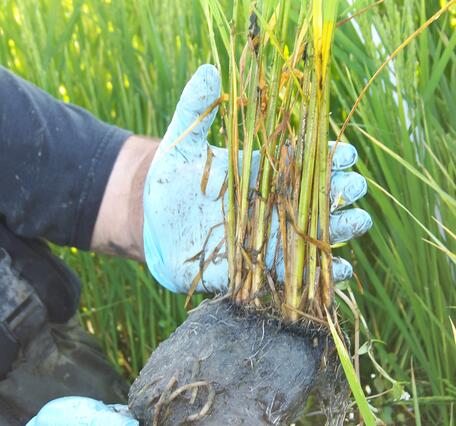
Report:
143,64,372,293
26,397,138,426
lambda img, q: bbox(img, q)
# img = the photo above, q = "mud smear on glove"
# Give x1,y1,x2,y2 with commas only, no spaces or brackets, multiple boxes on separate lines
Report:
128,299,349,425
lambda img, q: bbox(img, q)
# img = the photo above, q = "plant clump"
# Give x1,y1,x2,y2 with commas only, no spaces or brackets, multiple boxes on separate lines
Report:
201,0,340,323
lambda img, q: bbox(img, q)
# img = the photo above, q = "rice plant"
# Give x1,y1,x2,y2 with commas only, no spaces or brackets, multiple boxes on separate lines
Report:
199,0,342,323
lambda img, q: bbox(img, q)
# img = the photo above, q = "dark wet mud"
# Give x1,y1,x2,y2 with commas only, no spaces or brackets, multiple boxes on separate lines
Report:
129,299,348,425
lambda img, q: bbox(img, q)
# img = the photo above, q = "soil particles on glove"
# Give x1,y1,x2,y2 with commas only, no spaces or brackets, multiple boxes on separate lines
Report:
128,299,348,425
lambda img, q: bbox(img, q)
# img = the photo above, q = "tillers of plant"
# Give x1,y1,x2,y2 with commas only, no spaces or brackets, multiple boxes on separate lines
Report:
205,0,341,323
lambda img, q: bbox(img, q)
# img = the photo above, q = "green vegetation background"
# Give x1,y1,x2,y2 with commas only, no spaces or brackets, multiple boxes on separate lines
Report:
1,0,454,424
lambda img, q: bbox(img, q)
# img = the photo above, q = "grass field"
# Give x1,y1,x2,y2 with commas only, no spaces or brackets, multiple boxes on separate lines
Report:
1,0,455,424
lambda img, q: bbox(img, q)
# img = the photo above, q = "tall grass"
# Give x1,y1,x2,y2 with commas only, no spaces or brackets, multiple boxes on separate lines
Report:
332,1,456,424
1,0,454,424
0,0,207,378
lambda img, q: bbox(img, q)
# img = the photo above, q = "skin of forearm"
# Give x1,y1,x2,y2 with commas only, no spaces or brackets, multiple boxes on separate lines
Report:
90,135,159,261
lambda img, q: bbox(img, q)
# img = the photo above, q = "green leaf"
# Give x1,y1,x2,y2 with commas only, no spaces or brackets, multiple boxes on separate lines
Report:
392,382,405,401
358,340,372,356
327,313,377,426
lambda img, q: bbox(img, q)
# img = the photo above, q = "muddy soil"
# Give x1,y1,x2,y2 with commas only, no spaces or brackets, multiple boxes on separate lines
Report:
128,299,348,425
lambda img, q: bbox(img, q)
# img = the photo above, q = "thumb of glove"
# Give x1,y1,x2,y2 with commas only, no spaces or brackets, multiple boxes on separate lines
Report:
156,64,221,162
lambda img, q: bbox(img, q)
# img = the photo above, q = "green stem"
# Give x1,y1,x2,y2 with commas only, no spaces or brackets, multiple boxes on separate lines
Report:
250,0,289,297
318,73,332,307
235,3,263,300
227,26,238,292
286,74,318,320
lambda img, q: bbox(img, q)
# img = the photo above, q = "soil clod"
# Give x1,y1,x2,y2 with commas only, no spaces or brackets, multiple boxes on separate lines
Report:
129,299,348,425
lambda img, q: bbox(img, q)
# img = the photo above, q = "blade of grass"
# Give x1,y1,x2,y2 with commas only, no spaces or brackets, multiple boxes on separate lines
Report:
327,310,377,426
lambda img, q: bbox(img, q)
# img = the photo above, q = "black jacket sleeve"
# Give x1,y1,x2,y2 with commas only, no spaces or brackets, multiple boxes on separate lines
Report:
0,66,132,249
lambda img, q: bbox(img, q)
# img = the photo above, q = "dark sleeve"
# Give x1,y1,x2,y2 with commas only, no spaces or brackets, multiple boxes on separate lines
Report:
0,66,133,249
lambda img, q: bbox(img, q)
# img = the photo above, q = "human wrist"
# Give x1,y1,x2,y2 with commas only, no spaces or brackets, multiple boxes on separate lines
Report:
91,135,159,260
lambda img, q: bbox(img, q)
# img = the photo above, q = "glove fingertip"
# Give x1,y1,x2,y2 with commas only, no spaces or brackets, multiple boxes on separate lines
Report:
179,64,221,116
329,141,358,170
158,64,221,157
330,171,368,210
330,208,373,243
332,257,353,282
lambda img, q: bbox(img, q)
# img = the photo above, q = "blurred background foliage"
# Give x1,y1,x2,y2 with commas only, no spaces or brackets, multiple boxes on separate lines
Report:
0,0,455,424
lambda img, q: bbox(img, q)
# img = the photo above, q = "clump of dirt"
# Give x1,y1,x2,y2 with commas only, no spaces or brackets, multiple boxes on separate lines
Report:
128,299,348,425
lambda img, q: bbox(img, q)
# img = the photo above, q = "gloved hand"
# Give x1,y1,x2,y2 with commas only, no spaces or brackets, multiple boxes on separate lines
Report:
26,397,138,426
143,64,372,293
